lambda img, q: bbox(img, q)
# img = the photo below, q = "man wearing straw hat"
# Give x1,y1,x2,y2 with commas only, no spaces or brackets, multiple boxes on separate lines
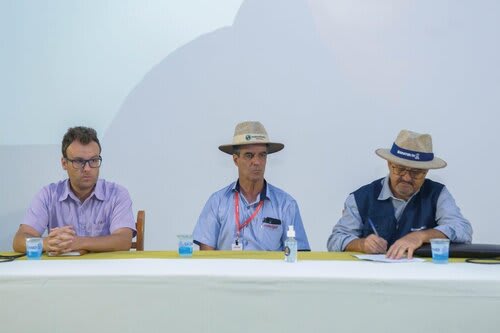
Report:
193,121,310,251
327,129,472,259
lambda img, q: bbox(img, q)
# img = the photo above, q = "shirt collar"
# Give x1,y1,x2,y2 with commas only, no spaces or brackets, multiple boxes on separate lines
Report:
59,179,104,202
92,179,105,201
378,175,420,202
233,179,269,202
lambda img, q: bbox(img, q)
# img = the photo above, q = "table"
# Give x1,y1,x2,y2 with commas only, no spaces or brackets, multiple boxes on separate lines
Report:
1,251,500,333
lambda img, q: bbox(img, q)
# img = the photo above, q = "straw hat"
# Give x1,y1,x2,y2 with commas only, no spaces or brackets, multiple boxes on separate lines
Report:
375,129,447,169
218,121,284,154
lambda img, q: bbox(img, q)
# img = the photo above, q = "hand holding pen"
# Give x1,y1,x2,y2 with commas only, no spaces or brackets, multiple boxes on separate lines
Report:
368,218,379,237
362,219,388,254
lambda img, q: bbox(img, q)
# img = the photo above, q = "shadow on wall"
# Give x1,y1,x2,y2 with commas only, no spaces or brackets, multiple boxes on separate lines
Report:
103,0,351,250
103,0,500,250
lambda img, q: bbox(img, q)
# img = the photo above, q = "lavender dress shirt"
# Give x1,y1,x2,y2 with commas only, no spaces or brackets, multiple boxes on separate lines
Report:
22,179,136,236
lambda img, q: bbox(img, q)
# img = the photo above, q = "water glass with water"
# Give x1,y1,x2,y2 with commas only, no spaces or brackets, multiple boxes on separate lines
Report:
177,234,193,257
26,237,43,260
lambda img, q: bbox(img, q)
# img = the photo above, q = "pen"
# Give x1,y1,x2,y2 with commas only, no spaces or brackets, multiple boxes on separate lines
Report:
368,218,379,237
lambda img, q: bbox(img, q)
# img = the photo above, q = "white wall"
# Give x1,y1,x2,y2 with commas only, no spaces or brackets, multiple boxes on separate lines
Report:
1,0,499,251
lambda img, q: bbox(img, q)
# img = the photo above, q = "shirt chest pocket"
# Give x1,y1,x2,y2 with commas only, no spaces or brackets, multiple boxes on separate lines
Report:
87,217,109,236
259,222,283,251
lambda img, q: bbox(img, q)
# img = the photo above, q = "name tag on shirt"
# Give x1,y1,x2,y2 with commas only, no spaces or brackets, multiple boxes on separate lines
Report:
232,240,243,251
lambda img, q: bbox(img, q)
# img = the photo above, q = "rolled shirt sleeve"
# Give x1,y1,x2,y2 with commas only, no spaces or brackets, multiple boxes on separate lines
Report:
434,186,473,243
327,194,362,252
193,193,222,248
107,185,136,235
22,186,53,235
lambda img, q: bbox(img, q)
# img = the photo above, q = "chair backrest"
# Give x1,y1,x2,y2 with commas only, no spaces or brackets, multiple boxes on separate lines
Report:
131,210,145,251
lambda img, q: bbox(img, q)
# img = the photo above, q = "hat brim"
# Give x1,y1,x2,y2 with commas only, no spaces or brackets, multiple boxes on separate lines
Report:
375,148,447,169
219,142,284,155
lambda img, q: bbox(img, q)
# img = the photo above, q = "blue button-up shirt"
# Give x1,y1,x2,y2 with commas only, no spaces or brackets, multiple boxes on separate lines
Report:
327,176,473,251
193,180,310,251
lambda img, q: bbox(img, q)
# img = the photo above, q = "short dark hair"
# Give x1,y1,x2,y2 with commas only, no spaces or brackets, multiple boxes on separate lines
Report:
232,146,241,156
61,126,101,158
232,144,269,156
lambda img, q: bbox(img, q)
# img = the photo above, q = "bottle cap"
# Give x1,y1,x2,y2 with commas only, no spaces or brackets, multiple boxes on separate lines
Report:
287,225,295,237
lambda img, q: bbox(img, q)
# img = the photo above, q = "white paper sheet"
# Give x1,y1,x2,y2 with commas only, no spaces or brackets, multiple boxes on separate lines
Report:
354,254,426,263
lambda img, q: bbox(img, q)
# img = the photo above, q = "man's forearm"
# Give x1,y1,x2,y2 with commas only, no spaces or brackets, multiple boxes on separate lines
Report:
12,233,28,253
12,230,41,253
199,243,215,251
72,232,132,252
345,238,364,252
416,228,447,244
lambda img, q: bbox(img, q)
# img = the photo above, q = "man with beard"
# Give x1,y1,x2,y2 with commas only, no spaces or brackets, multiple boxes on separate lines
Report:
327,129,472,259
13,126,136,255
193,121,310,251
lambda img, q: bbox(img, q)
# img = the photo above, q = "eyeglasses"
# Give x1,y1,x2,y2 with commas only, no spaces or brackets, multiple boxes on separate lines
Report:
390,164,427,179
65,156,102,169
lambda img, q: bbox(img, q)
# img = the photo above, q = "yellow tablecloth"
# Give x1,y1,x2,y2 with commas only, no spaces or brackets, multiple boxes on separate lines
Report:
3,250,476,262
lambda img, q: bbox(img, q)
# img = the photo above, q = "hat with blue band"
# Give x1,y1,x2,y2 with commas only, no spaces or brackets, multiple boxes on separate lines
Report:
375,129,447,169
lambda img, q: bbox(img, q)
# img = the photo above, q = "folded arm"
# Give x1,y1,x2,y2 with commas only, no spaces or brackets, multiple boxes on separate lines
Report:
386,228,446,259
198,243,215,250
13,224,133,254
387,187,473,259
70,227,134,253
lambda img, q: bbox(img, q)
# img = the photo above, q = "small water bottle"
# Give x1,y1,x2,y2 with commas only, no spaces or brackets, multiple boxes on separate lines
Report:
284,225,297,263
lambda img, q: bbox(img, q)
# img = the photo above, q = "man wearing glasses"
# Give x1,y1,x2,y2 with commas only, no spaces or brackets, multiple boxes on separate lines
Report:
327,129,472,259
12,126,136,255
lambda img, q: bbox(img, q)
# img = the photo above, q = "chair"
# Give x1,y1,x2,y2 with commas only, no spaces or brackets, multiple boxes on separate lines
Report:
131,210,145,251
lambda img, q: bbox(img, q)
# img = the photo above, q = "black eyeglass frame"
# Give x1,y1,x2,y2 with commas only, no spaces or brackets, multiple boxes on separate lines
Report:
65,156,102,169
390,164,427,179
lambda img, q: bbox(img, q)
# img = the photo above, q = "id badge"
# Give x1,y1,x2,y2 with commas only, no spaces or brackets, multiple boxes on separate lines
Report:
232,239,243,251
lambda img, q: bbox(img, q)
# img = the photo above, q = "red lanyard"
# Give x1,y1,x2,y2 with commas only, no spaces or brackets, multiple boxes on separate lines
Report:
234,191,264,239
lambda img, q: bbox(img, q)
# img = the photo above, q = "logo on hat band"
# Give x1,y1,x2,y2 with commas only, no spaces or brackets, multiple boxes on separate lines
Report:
390,143,434,162
244,134,266,141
